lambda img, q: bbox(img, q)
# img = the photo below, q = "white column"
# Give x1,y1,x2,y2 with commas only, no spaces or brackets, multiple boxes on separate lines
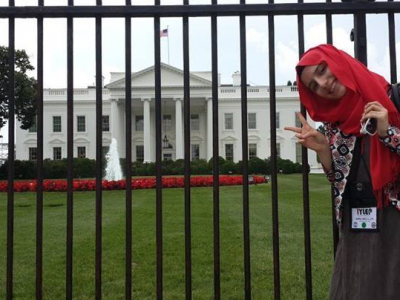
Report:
206,97,213,161
175,98,183,160
118,103,125,158
111,99,124,157
110,99,118,141
142,98,152,163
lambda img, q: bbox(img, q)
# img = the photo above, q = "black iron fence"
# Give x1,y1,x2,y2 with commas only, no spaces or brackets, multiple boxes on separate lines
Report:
1,1,400,299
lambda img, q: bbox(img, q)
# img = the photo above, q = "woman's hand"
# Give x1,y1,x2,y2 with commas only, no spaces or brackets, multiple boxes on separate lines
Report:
284,112,329,154
361,101,389,137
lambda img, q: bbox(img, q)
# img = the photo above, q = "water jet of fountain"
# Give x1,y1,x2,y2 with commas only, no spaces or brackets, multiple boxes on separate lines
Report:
105,138,123,181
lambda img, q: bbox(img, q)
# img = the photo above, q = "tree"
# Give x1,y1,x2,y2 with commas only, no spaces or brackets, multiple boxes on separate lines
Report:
287,80,292,86
0,46,37,130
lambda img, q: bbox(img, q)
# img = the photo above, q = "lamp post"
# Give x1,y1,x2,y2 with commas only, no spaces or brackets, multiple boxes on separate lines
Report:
163,135,169,149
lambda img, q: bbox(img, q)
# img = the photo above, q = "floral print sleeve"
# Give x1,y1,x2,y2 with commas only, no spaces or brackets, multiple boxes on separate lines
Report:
379,125,400,209
379,125,400,154
322,122,335,183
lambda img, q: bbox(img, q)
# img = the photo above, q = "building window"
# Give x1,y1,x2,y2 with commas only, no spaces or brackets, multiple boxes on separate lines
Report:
276,112,280,129
136,115,144,131
29,116,37,133
296,143,302,163
77,116,86,132
77,147,86,158
191,144,200,160
225,113,233,130
248,113,256,129
276,143,281,158
295,112,301,128
53,116,62,132
136,145,144,162
163,115,172,131
249,143,257,159
190,114,199,131
102,115,110,132
163,153,172,161
29,147,37,160
53,147,62,160
225,144,234,161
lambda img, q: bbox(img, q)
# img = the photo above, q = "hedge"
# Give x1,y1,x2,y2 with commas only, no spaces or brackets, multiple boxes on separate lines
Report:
0,156,303,180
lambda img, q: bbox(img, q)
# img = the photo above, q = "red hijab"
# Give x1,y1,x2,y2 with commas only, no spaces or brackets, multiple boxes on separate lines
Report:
296,44,400,207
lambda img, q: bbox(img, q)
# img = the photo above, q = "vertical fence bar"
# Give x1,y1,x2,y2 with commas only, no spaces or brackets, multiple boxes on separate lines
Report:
268,2,280,299
66,0,74,299
388,0,397,84
325,0,339,258
36,0,44,299
154,1,163,298
239,2,251,299
354,12,367,66
125,1,133,300
95,1,103,298
301,93,312,300
297,2,313,299
211,1,220,298
326,0,333,45
182,1,192,299
6,1,15,299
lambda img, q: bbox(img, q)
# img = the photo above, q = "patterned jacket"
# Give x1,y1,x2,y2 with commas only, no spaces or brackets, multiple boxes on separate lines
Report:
324,122,400,227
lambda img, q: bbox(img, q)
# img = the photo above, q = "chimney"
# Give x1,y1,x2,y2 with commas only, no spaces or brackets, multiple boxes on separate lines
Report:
232,71,241,86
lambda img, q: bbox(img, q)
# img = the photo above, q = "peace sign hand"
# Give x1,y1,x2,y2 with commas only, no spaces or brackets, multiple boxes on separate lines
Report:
284,112,329,154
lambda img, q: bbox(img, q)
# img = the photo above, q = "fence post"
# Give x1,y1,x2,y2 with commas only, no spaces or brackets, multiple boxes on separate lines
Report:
353,11,368,66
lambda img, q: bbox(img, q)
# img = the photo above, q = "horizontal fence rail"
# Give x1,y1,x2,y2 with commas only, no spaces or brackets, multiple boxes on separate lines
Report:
1,3,400,18
2,1,399,300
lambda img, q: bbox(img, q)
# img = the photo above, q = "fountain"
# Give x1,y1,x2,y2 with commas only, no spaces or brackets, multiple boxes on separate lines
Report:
105,138,123,181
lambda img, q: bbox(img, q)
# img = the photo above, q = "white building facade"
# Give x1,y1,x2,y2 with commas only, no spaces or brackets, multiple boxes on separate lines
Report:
15,63,320,171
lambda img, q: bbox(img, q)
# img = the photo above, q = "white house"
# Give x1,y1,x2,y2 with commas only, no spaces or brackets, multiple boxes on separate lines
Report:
15,63,320,171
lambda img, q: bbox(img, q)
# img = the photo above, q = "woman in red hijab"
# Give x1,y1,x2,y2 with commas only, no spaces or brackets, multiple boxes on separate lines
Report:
285,44,400,299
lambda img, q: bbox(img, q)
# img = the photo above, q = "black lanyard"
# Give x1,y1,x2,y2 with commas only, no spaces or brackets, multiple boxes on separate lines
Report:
344,136,377,207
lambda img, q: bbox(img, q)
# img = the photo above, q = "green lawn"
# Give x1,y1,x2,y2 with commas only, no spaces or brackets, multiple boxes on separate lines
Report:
0,174,334,299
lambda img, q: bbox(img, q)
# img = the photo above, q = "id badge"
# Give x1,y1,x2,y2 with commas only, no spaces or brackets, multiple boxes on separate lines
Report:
350,206,378,232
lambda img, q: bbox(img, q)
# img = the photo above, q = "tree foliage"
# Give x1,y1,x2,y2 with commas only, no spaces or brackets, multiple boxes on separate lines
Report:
0,46,37,129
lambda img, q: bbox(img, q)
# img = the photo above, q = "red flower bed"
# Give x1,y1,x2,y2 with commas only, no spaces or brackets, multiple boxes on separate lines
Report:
0,176,266,193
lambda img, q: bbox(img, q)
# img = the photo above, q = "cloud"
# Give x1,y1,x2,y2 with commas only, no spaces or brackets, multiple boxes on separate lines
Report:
247,27,268,53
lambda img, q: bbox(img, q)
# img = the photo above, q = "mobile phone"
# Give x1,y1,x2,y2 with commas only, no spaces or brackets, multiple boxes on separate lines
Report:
360,118,377,135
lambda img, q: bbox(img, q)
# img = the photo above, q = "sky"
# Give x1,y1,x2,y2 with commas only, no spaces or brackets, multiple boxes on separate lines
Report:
0,0,399,141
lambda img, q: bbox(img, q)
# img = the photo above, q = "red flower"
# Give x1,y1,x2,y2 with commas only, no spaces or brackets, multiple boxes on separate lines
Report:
0,175,265,192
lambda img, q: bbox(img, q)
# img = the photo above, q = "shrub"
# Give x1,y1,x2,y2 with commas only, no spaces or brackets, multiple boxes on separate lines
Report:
281,161,294,174
143,162,156,176
132,161,145,176
207,156,225,172
171,159,184,175
162,159,175,175
0,154,303,179
191,159,210,175
293,162,303,173
43,159,67,179
248,157,267,174
220,160,237,175
73,158,96,179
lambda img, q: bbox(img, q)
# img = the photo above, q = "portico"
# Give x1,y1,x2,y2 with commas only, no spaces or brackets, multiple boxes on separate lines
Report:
107,63,213,162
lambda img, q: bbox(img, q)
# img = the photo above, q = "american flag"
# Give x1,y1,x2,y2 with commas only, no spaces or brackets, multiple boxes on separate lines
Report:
160,28,168,38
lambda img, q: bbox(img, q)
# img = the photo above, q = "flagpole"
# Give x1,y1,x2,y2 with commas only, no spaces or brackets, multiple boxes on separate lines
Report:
167,25,170,65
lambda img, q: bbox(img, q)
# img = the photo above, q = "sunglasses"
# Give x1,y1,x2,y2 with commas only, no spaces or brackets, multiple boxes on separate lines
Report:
360,118,377,136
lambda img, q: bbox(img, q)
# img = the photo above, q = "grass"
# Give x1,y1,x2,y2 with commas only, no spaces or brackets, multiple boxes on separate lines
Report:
0,174,334,299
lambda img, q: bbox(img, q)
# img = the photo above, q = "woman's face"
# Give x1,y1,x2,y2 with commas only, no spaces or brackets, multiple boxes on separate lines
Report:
300,62,347,100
